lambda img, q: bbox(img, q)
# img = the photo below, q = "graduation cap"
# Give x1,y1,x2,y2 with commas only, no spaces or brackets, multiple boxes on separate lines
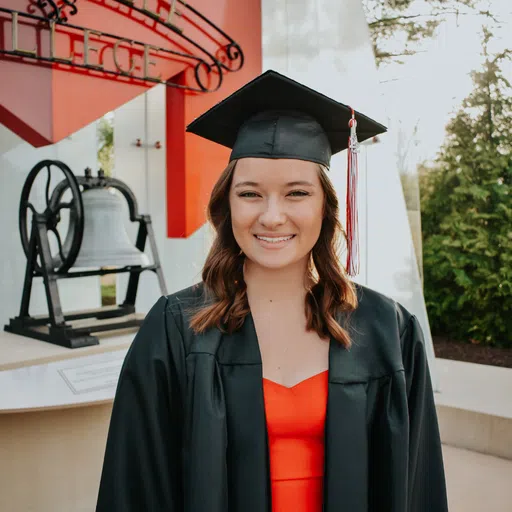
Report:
186,70,387,276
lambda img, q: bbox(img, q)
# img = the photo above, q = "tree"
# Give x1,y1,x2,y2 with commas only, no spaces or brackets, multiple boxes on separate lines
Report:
363,0,494,66
97,116,114,176
420,28,512,346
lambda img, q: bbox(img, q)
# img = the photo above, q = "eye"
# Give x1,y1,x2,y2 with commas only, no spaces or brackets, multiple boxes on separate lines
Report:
288,190,310,197
238,191,260,198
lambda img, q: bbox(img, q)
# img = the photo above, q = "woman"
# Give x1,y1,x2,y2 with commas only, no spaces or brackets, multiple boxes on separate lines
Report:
96,71,448,512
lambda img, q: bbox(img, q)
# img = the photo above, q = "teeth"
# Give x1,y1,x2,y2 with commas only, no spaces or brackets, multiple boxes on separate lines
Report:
256,235,294,243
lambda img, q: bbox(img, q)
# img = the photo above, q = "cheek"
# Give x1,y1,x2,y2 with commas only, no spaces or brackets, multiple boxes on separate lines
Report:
230,200,255,235
294,204,323,237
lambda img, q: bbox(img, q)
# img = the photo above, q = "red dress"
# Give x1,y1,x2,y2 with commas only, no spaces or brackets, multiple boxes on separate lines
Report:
263,371,328,512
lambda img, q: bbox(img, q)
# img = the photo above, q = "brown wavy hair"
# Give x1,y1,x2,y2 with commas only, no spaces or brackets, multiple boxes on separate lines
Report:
189,159,358,348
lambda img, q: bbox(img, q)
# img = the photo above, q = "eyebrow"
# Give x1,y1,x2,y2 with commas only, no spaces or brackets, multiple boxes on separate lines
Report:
233,180,315,189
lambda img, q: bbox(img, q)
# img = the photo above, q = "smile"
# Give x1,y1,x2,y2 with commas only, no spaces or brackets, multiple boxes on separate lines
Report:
254,234,295,244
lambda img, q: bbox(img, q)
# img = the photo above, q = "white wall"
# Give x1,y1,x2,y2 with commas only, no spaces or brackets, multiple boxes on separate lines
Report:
0,123,101,328
113,85,211,314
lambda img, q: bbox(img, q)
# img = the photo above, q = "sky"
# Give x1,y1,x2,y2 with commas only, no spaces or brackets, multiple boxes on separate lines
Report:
375,0,512,166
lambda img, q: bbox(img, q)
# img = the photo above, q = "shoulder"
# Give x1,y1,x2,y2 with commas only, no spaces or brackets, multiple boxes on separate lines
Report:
128,282,205,351
353,283,413,336
128,283,206,362
165,281,206,321
134,282,205,333
344,284,418,377
166,281,206,306
161,282,210,353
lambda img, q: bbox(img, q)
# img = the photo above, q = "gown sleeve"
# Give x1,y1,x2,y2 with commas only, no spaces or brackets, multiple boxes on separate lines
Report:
401,314,449,512
96,296,185,511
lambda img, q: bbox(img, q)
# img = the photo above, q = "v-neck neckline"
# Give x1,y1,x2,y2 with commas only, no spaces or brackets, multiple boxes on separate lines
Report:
262,370,329,390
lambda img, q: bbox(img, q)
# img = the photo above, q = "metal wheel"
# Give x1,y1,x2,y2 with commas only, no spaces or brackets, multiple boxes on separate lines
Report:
19,159,84,273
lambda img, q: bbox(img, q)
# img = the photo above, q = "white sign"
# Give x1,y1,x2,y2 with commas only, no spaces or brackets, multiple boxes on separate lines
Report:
58,355,125,395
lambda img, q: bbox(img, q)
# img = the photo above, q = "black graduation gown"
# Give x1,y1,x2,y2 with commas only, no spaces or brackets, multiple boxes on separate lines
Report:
96,283,448,512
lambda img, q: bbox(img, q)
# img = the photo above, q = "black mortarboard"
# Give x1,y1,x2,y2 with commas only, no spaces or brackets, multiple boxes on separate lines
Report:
186,70,388,277
186,70,387,168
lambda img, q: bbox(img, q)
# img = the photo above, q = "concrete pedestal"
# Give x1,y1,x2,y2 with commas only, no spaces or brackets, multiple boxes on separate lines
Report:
0,330,133,512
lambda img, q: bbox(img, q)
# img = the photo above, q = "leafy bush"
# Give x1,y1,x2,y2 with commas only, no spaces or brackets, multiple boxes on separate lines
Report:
420,30,512,347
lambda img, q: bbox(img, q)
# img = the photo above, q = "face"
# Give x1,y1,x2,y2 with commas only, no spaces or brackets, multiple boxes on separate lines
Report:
229,158,325,270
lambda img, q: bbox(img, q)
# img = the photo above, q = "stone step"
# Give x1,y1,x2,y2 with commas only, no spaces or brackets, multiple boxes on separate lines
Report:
434,358,512,460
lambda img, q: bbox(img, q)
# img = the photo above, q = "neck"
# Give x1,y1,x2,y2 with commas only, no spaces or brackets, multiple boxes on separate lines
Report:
243,257,311,304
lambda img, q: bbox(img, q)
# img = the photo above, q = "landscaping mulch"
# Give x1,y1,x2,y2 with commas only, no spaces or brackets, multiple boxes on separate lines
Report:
433,336,512,369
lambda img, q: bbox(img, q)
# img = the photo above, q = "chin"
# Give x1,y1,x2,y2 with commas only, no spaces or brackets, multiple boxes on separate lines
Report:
255,260,291,270
245,252,302,270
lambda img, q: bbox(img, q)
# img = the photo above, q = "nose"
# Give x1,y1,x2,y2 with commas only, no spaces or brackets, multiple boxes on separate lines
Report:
258,197,286,228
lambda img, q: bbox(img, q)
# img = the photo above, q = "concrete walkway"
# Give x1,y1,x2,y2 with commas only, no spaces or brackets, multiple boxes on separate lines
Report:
443,444,512,512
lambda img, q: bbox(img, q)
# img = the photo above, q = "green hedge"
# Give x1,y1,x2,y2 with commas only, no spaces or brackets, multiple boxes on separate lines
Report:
420,31,512,348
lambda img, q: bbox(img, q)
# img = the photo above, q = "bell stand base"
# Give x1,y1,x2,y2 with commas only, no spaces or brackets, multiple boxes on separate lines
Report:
4,323,99,349
5,304,145,349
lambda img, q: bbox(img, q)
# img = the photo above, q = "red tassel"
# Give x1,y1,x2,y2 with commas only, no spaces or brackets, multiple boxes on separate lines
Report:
346,108,359,277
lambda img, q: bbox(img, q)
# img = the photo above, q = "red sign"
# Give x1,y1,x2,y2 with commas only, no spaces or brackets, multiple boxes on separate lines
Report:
0,0,262,237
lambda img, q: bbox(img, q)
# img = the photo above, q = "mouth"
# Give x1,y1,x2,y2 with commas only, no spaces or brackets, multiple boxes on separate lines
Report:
254,234,296,247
